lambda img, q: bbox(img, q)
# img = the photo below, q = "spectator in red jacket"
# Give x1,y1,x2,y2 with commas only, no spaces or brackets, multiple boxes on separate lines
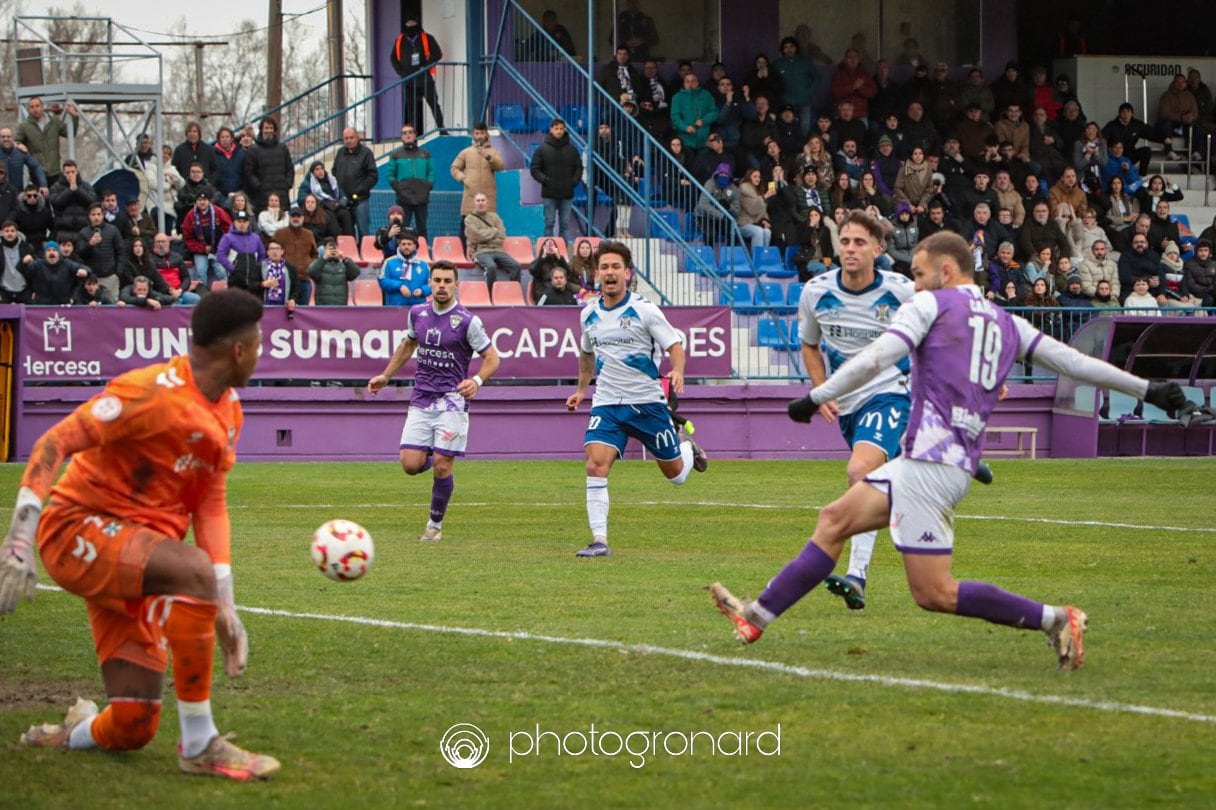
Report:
179,192,232,288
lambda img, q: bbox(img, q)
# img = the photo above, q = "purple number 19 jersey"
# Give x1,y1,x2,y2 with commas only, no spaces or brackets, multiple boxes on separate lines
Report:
887,285,1038,474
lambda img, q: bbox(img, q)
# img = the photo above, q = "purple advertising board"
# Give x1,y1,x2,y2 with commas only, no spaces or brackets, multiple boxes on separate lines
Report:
20,306,733,381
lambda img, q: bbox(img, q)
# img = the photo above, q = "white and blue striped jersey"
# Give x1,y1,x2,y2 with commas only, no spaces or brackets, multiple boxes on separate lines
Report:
797,269,915,415
580,291,683,407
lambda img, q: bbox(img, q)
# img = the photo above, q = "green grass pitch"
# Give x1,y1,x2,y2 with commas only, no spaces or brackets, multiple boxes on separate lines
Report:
1,458,1214,808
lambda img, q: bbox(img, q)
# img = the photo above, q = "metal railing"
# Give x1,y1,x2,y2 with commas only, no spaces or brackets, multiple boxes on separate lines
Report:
236,74,371,158
253,63,470,170
13,15,163,89
485,1,793,378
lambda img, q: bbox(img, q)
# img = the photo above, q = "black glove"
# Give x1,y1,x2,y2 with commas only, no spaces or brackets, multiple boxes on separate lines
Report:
788,395,817,423
1144,381,1187,417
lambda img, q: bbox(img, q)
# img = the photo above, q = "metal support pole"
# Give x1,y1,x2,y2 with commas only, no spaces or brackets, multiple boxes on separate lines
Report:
267,0,283,112
193,42,205,121
327,0,345,138
586,6,595,234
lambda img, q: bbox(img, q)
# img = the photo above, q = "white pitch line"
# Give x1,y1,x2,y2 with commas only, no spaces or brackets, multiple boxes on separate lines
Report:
28,584,1215,725
228,501,1216,535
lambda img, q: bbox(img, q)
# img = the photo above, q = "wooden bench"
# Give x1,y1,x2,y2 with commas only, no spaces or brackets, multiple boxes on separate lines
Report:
983,426,1038,459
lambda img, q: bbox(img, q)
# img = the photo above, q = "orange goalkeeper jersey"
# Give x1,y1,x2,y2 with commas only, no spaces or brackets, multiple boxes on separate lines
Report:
36,355,243,543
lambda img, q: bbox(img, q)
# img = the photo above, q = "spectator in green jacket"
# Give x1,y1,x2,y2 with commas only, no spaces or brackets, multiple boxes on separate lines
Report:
308,237,360,306
14,97,78,188
773,37,817,137
385,123,434,238
670,73,718,150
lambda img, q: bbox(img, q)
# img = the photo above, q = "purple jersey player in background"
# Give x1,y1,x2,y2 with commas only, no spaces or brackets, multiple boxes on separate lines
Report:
711,231,1187,670
368,261,501,542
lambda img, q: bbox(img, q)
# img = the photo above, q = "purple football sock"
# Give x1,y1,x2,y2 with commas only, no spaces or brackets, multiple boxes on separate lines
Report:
430,474,454,524
955,581,1045,629
757,541,836,617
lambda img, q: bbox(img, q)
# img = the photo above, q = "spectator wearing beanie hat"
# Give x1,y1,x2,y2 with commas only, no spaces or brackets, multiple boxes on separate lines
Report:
374,204,408,260
869,134,901,194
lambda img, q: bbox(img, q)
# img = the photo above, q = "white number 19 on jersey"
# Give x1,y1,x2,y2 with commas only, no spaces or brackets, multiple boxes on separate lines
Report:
966,315,1002,390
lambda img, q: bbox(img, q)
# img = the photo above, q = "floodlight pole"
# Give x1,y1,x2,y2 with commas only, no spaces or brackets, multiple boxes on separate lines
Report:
267,0,283,112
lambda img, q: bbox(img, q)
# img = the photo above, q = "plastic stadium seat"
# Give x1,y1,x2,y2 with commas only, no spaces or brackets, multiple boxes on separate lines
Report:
534,236,567,258
649,210,681,239
459,280,492,306
783,245,801,271
360,235,384,267
753,281,786,311
431,236,474,268
495,103,528,133
757,318,799,350
337,235,361,263
786,282,804,308
719,280,750,308
559,104,588,132
416,237,431,263
684,245,716,274
638,177,666,207
491,283,526,306
351,278,382,306
502,236,535,264
527,105,553,132
754,246,793,278
721,245,757,277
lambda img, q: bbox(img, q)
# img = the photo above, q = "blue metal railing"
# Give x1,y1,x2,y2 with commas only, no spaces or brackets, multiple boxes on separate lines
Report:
281,63,469,169
485,1,789,378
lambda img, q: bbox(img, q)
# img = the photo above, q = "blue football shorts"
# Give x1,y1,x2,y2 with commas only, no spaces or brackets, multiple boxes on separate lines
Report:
584,402,681,462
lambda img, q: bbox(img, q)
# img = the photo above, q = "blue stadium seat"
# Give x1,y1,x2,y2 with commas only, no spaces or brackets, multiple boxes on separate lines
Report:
720,280,751,308
783,245,801,271
560,104,588,132
684,245,716,274
638,177,666,207
527,105,554,132
649,210,680,239
786,282,804,308
757,318,799,350
755,246,794,278
495,103,528,133
527,141,542,161
752,281,786,311
875,253,893,271
721,245,756,277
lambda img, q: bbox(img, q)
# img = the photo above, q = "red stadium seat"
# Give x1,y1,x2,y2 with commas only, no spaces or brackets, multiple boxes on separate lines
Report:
459,280,492,307
502,236,535,264
359,235,383,268
491,283,526,306
535,236,567,259
430,236,474,268
351,278,382,306
337,235,362,265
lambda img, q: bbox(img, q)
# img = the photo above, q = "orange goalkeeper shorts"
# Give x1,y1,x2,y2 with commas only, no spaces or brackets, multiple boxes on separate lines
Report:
38,501,175,672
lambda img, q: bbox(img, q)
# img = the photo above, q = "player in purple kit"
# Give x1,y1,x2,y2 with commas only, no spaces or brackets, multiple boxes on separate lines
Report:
710,231,1186,669
368,261,501,541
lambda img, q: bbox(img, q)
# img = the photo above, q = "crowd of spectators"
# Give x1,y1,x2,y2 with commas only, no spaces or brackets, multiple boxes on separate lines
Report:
4,32,1215,314
571,36,1216,313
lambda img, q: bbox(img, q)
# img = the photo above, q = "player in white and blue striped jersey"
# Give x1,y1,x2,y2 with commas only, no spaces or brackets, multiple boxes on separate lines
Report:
565,241,707,558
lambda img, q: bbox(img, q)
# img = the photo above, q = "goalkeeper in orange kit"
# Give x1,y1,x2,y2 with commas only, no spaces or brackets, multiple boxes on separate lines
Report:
0,289,279,780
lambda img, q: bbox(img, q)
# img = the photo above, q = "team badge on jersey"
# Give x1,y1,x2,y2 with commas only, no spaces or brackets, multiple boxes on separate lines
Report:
450,314,462,329
90,395,122,422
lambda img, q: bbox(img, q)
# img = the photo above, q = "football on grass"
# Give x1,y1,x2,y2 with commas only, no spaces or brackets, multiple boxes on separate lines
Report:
311,519,374,582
